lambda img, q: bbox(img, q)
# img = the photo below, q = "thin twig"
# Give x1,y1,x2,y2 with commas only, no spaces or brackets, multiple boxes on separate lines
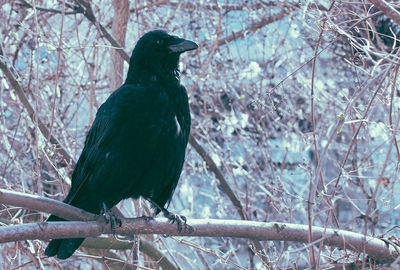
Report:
389,63,400,161
31,0,42,195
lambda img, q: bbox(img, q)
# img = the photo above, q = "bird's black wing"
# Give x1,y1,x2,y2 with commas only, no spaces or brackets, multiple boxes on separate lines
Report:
62,83,172,212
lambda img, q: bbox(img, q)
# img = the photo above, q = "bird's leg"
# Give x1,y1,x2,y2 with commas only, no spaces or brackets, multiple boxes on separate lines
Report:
101,202,122,234
148,199,192,234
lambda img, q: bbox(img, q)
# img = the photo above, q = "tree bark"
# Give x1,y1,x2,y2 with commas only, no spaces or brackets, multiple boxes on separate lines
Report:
110,0,130,90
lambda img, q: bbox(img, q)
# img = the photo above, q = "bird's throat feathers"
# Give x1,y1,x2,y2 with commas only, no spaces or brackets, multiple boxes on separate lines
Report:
125,53,181,84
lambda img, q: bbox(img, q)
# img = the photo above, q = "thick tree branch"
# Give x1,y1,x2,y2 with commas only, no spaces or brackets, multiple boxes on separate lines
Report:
0,189,399,264
369,0,400,25
110,0,130,90
0,218,398,264
0,189,96,221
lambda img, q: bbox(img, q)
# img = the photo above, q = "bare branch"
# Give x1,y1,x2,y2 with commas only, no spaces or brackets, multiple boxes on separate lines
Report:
369,0,400,25
0,218,398,264
0,189,95,221
216,10,289,47
1,189,399,264
110,0,130,90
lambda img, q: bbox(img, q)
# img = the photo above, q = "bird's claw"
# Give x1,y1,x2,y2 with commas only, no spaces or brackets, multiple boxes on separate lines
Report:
148,199,193,234
166,213,193,234
101,203,122,234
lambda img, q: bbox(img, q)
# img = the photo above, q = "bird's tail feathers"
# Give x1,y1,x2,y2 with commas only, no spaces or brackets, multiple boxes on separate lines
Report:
45,214,85,259
45,238,85,259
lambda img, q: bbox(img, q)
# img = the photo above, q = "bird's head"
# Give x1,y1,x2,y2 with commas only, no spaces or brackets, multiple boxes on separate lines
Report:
126,30,198,83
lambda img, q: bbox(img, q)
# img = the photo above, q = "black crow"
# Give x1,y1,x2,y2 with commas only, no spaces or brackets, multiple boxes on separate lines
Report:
45,30,198,259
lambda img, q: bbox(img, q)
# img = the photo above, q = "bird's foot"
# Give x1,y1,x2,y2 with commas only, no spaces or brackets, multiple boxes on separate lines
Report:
164,212,192,234
148,199,193,234
101,203,122,234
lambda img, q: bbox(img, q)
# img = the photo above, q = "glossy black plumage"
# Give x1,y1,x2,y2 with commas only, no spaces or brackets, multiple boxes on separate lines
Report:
45,30,197,259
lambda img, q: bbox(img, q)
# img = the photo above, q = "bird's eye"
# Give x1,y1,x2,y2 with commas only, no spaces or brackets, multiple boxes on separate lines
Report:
156,39,164,45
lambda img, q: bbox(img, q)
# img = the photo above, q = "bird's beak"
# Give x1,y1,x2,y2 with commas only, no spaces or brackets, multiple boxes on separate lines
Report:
168,39,198,54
